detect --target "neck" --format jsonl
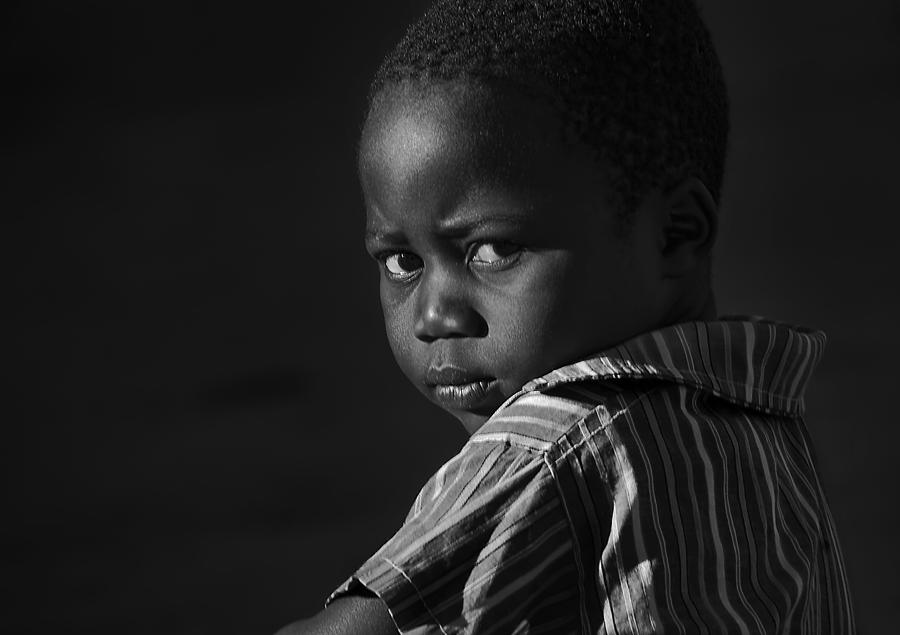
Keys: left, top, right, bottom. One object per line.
{"left": 697, "top": 289, "right": 718, "bottom": 321}
{"left": 666, "top": 283, "right": 717, "bottom": 325}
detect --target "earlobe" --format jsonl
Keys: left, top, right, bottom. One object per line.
{"left": 660, "top": 177, "right": 718, "bottom": 277}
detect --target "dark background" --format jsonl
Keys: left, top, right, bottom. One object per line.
{"left": 5, "top": 1, "right": 899, "bottom": 633}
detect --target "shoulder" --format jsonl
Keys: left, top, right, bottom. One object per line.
{"left": 473, "top": 377, "right": 683, "bottom": 461}
{"left": 534, "top": 377, "right": 797, "bottom": 504}
{"left": 473, "top": 380, "right": 628, "bottom": 450}
{"left": 403, "top": 419, "right": 558, "bottom": 526}
{"left": 482, "top": 378, "right": 782, "bottom": 492}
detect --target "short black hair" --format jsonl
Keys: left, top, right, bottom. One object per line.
{"left": 368, "top": 0, "right": 729, "bottom": 215}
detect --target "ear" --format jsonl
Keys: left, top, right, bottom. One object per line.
{"left": 658, "top": 177, "right": 718, "bottom": 278}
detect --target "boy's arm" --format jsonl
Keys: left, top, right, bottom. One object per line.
{"left": 274, "top": 595, "right": 397, "bottom": 635}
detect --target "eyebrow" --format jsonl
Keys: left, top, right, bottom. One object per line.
{"left": 365, "top": 214, "right": 530, "bottom": 243}
{"left": 438, "top": 214, "right": 529, "bottom": 237}
{"left": 365, "top": 227, "right": 406, "bottom": 244}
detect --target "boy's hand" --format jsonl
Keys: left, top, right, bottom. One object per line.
{"left": 274, "top": 595, "right": 397, "bottom": 635}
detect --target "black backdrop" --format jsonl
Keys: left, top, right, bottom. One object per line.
{"left": 5, "top": 1, "right": 899, "bottom": 633}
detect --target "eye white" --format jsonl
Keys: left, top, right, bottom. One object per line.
{"left": 472, "top": 242, "right": 517, "bottom": 263}
{"left": 384, "top": 253, "right": 422, "bottom": 276}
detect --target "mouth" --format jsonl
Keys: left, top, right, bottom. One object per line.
{"left": 424, "top": 366, "right": 498, "bottom": 411}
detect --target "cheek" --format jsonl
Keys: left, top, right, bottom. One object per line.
{"left": 491, "top": 247, "right": 643, "bottom": 380}
{"left": 483, "top": 257, "right": 580, "bottom": 370}
{"left": 380, "top": 285, "right": 419, "bottom": 378}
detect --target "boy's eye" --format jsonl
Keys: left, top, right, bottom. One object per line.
{"left": 382, "top": 252, "right": 423, "bottom": 278}
{"left": 470, "top": 242, "right": 522, "bottom": 268}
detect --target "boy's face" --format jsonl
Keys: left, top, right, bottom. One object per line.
{"left": 360, "top": 82, "right": 669, "bottom": 434}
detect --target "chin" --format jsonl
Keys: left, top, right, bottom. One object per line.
{"left": 454, "top": 411, "right": 491, "bottom": 436}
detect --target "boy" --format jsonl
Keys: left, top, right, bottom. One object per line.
{"left": 279, "top": 0, "right": 855, "bottom": 632}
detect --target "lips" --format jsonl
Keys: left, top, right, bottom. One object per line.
{"left": 424, "top": 365, "right": 488, "bottom": 386}
{"left": 424, "top": 365, "right": 497, "bottom": 411}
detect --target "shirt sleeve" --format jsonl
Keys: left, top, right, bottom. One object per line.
{"left": 327, "top": 439, "right": 581, "bottom": 634}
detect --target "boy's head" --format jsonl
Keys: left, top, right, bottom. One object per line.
{"left": 360, "top": 0, "right": 728, "bottom": 433}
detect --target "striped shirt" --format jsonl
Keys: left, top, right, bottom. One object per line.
{"left": 328, "top": 318, "right": 855, "bottom": 633}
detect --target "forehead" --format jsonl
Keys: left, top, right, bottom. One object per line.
{"left": 360, "top": 81, "right": 565, "bottom": 179}
{"left": 359, "top": 81, "right": 613, "bottom": 233}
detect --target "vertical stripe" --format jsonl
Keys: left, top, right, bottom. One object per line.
{"left": 662, "top": 389, "right": 726, "bottom": 632}
{"left": 641, "top": 394, "right": 707, "bottom": 632}
{"left": 743, "top": 321, "right": 757, "bottom": 404}
{"left": 545, "top": 453, "right": 594, "bottom": 634}
{"left": 678, "top": 387, "right": 750, "bottom": 633}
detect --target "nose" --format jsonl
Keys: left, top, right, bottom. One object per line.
{"left": 413, "top": 269, "right": 487, "bottom": 342}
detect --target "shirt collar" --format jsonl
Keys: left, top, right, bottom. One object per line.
{"left": 512, "top": 316, "right": 826, "bottom": 418}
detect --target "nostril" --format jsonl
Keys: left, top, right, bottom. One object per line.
{"left": 414, "top": 302, "right": 487, "bottom": 341}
